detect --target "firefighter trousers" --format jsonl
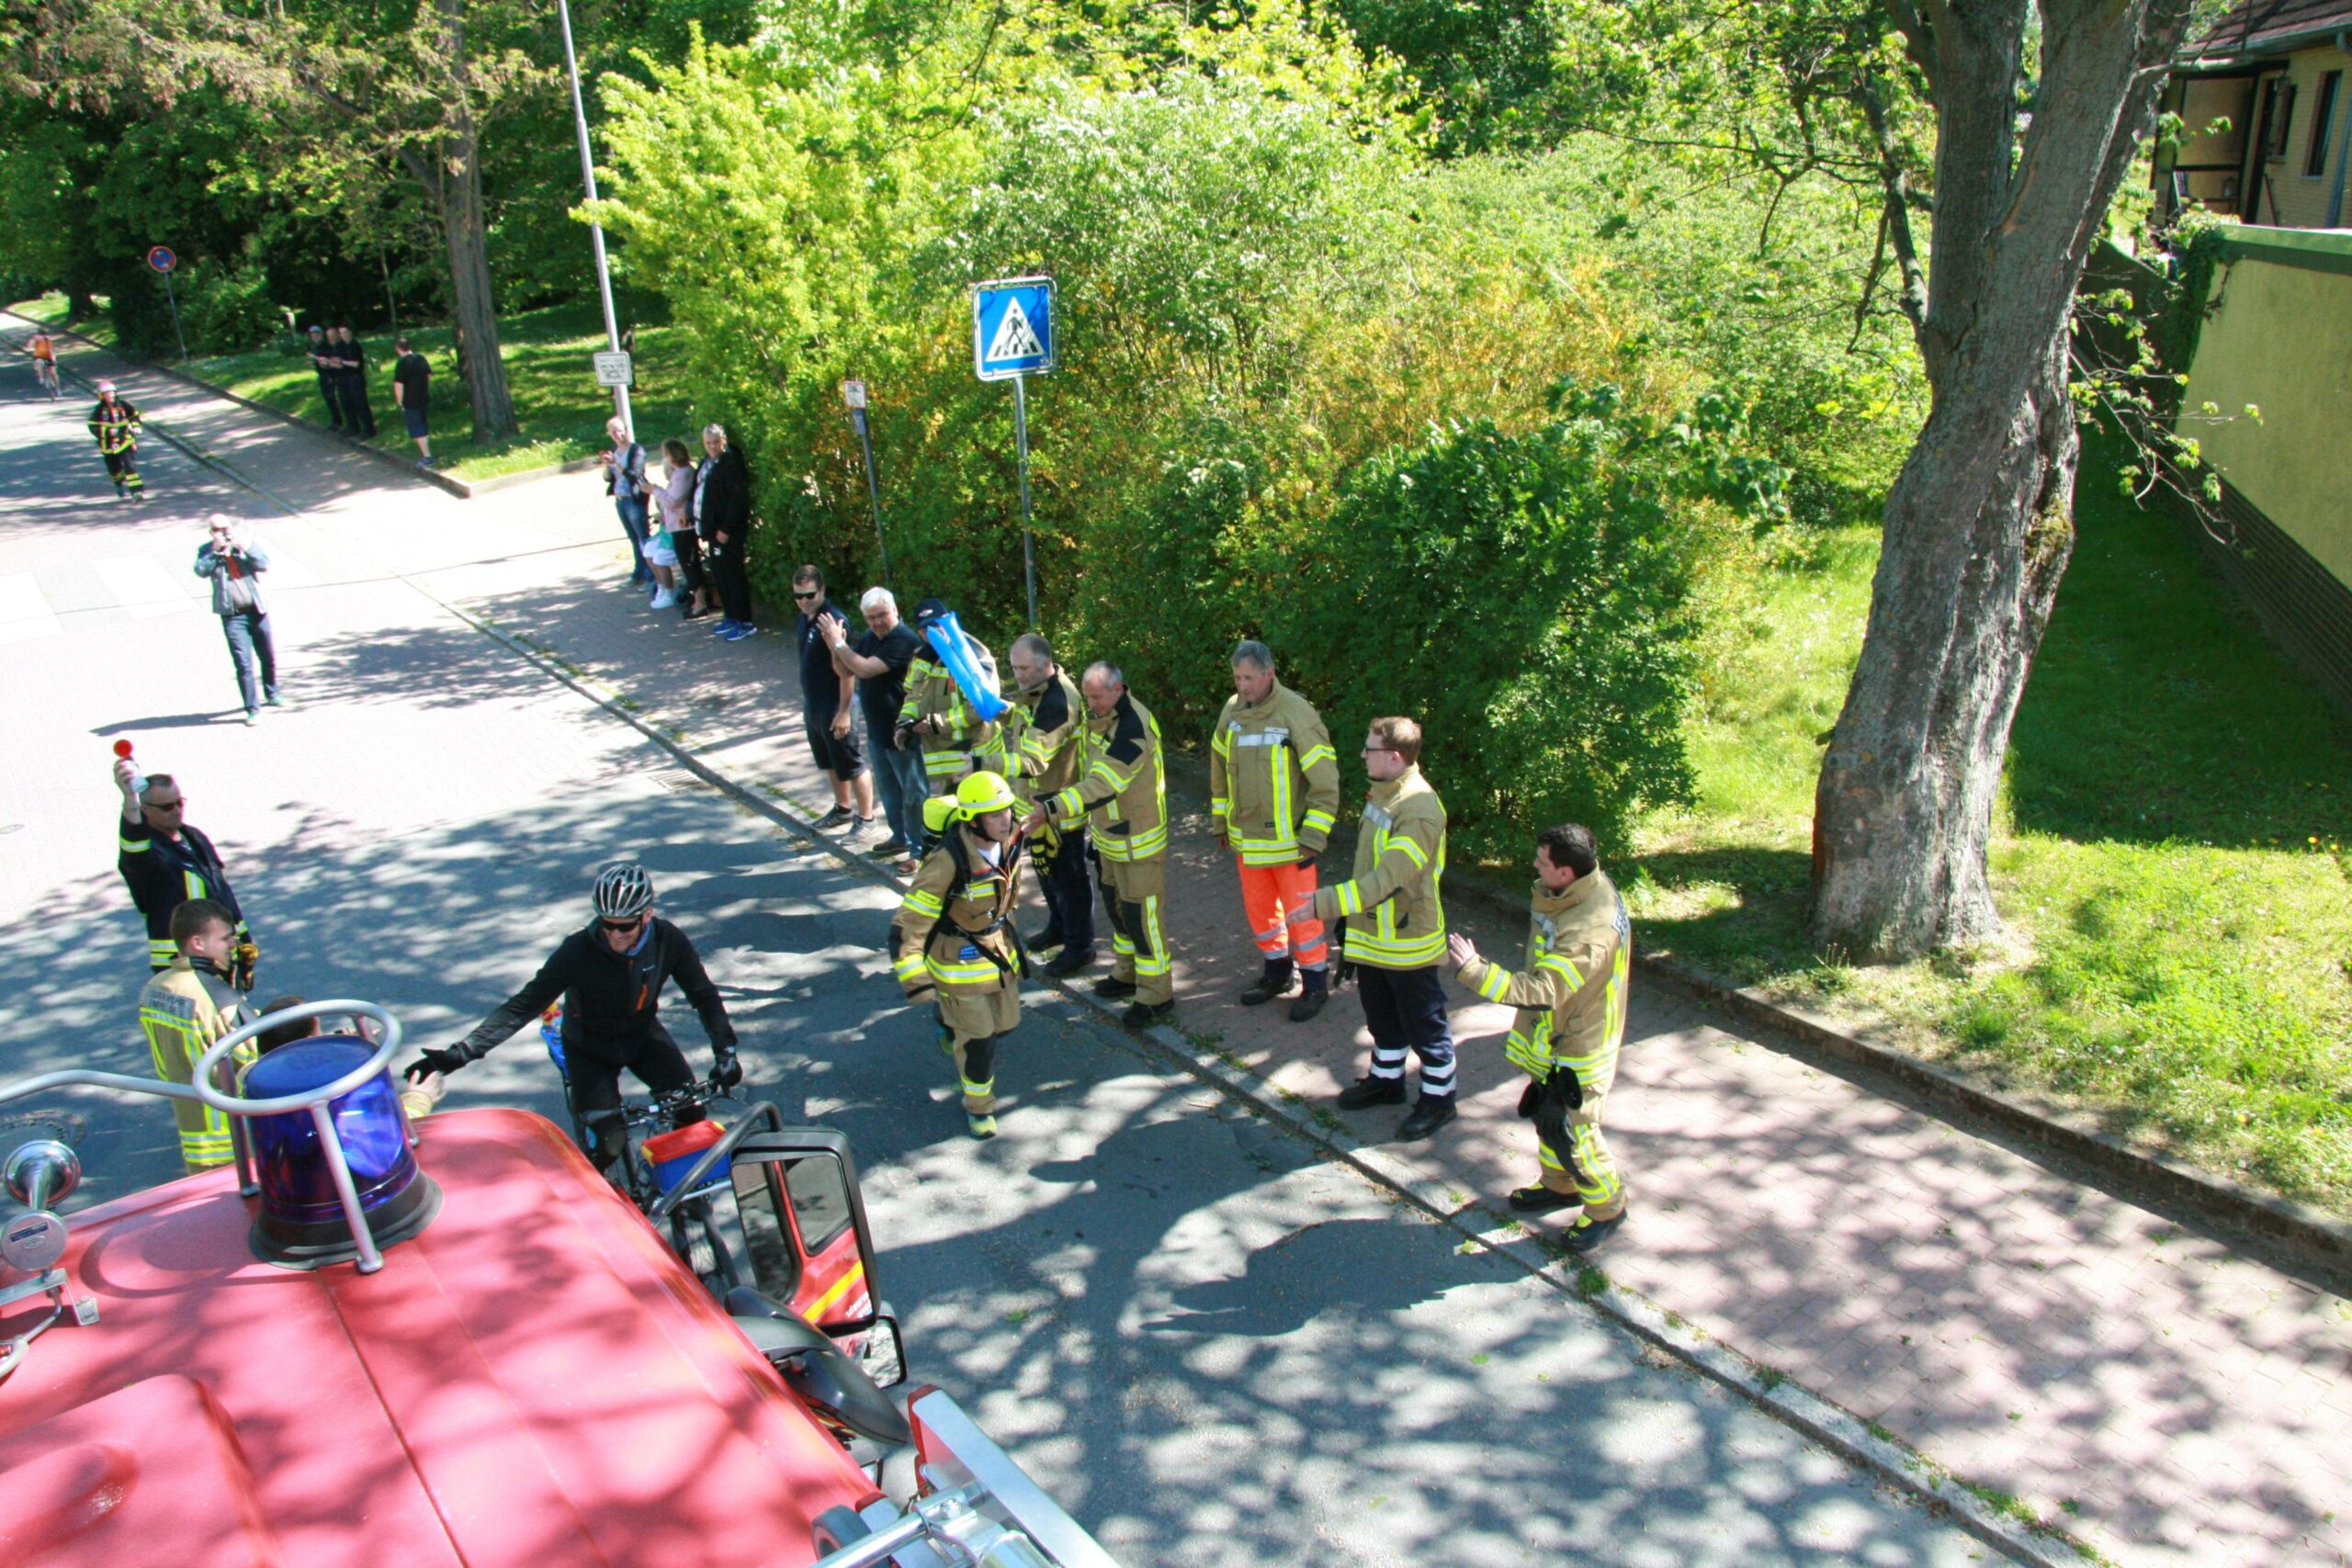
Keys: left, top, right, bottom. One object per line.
{"left": 1093, "top": 853, "right": 1172, "bottom": 1006}
{"left": 936, "top": 984, "right": 1018, "bottom": 1114}
{"left": 1532, "top": 1053, "right": 1626, "bottom": 1216}
{"left": 1028, "top": 826, "right": 1095, "bottom": 953}
{"left": 1358, "top": 963, "right": 1455, "bottom": 1100}
{"left": 103, "top": 447, "right": 143, "bottom": 494}
{"left": 1237, "top": 858, "right": 1326, "bottom": 968}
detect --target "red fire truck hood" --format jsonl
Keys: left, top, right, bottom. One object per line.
{"left": 0, "top": 1109, "right": 877, "bottom": 1566}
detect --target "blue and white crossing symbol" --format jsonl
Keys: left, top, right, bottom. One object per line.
{"left": 972, "top": 276, "right": 1055, "bottom": 382}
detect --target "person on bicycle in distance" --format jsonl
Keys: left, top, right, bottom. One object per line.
{"left": 405, "top": 863, "right": 742, "bottom": 1170}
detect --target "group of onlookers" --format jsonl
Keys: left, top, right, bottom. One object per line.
{"left": 305, "top": 323, "right": 436, "bottom": 470}
{"left": 603, "top": 418, "right": 754, "bottom": 639}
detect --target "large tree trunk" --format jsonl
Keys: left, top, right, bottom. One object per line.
{"left": 1811, "top": 332, "right": 2075, "bottom": 954}
{"left": 1809, "top": 0, "right": 2194, "bottom": 959}
{"left": 432, "top": 0, "right": 515, "bottom": 442}
{"left": 439, "top": 127, "right": 517, "bottom": 441}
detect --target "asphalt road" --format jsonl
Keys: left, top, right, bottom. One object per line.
{"left": 0, "top": 350, "right": 1994, "bottom": 1565}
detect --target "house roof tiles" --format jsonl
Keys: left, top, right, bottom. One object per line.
{"left": 2187, "top": 0, "right": 2352, "bottom": 63}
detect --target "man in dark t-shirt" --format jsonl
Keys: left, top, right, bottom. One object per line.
{"left": 390, "top": 336, "right": 435, "bottom": 469}
{"left": 822, "top": 584, "right": 926, "bottom": 863}
{"left": 791, "top": 564, "right": 876, "bottom": 838}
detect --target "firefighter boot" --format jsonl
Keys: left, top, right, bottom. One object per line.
{"left": 1396, "top": 1097, "right": 1457, "bottom": 1142}
{"left": 1239, "top": 958, "right": 1294, "bottom": 1007}
{"left": 1509, "top": 1185, "right": 1579, "bottom": 1215}
{"left": 1288, "top": 965, "right": 1330, "bottom": 1023}
{"left": 1336, "top": 1076, "right": 1407, "bottom": 1111}
{"left": 1557, "top": 1208, "right": 1627, "bottom": 1253}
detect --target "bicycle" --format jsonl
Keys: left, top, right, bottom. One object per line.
{"left": 571, "top": 1077, "right": 745, "bottom": 1293}
{"left": 32, "top": 355, "right": 60, "bottom": 400}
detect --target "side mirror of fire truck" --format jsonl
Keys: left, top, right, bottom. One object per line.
{"left": 727, "top": 1127, "right": 889, "bottom": 1346}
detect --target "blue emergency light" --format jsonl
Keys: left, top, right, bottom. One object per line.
{"left": 243, "top": 1035, "right": 441, "bottom": 1269}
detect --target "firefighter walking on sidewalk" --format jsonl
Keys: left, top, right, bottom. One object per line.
{"left": 1028, "top": 661, "right": 1174, "bottom": 1030}
{"left": 1445, "top": 821, "right": 1632, "bottom": 1252}
{"left": 1209, "top": 640, "right": 1340, "bottom": 1021}
{"left": 893, "top": 771, "right": 1027, "bottom": 1139}
{"left": 87, "top": 379, "right": 148, "bottom": 501}
{"left": 1291, "top": 716, "right": 1455, "bottom": 1140}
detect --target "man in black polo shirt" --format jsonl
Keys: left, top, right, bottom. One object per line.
{"left": 390, "top": 337, "right": 435, "bottom": 469}
{"left": 792, "top": 564, "right": 876, "bottom": 838}
{"left": 821, "top": 585, "right": 925, "bottom": 864}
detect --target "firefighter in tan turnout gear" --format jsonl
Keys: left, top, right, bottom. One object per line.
{"left": 892, "top": 771, "right": 1026, "bottom": 1139}
{"left": 1446, "top": 821, "right": 1632, "bottom": 1253}
{"left": 895, "top": 598, "right": 1002, "bottom": 807}
{"left": 1003, "top": 633, "right": 1096, "bottom": 976}
{"left": 1026, "top": 661, "right": 1174, "bottom": 1030}
{"left": 1209, "top": 641, "right": 1340, "bottom": 1021}
{"left": 135, "top": 898, "right": 256, "bottom": 1174}
{"left": 1290, "top": 716, "right": 1455, "bottom": 1141}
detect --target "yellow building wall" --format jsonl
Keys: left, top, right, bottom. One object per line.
{"left": 2178, "top": 235, "right": 2352, "bottom": 587}
{"left": 2264, "top": 46, "right": 2352, "bottom": 229}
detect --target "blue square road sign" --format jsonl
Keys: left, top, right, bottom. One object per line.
{"left": 973, "top": 277, "right": 1055, "bottom": 381}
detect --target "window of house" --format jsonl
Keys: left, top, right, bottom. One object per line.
{"left": 2306, "top": 71, "right": 2342, "bottom": 177}
{"left": 2261, "top": 77, "right": 2297, "bottom": 160}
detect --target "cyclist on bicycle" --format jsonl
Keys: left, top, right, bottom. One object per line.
{"left": 27, "top": 331, "right": 60, "bottom": 399}
{"left": 405, "top": 863, "right": 742, "bottom": 1169}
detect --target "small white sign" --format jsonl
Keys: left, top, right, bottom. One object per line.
{"left": 593, "top": 351, "right": 634, "bottom": 388}
{"left": 842, "top": 378, "right": 868, "bottom": 411}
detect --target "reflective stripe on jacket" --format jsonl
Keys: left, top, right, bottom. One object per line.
{"left": 1453, "top": 869, "right": 1630, "bottom": 1080}
{"left": 1046, "top": 691, "right": 1166, "bottom": 863}
{"left": 1310, "top": 764, "right": 1446, "bottom": 968}
{"left": 87, "top": 400, "right": 141, "bottom": 454}
{"left": 137, "top": 958, "right": 254, "bottom": 1170}
{"left": 1208, "top": 682, "right": 1340, "bottom": 866}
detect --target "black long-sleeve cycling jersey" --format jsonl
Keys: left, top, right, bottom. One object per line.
{"left": 454, "top": 917, "right": 736, "bottom": 1067}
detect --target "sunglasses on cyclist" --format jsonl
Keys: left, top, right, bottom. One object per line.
{"left": 599, "top": 915, "right": 647, "bottom": 933}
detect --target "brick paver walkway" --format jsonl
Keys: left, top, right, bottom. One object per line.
{"left": 25, "top": 321, "right": 2351, "bottom": 1567}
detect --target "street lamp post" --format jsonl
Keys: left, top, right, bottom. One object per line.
{"left": 557, "top": 0, "right": 631, "bottom": 437}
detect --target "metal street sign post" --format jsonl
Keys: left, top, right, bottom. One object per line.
{"left": 973, "top": 276, "right": 1055, "bottom": 627}
{"left": 592, "top": 351, "right": 634, "bottom": 388}
{"left": 557, "top": 0, "right": 632, "bottom": 436}
{"left": 145, "top": 246, "right": 187, "bottom": 361}
{"left": 842, "top": 378, "right": 892, "bottom": 587}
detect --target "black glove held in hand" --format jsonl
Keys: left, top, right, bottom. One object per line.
{"left": 1532, "top": 1071, "right": 1585, "bottom": 1162}
{"left": 1517, "top": 1077, "right": 1543, "bottom": 1120}
{"left": 405, "top": 1043, "right": 474, "bottom": 1083}
{"left": 712, "top": 1050, "right": 744, "bottom": 1089}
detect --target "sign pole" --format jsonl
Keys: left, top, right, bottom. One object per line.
{"left": 843, "top": 380, "right": 891, "bottom": 587}
{"left": 557, "top": 0, "right": 631, "bottom": 436}
{"left": 162, "top": 271, "right": 187, "bottom": 360}
{"left": 1013, "top": 373, "right": 1037, "bottom": 629}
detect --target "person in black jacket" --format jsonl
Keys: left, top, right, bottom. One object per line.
{"left": 114, "top": 753, "right": 254, "bottom": 978}
{"left": 404, "top": 863, "right": 741, "bottom": 1168}
{"left": 334, "top": 325, "right": 377, "bottom": 438}
{"left": 306, "top": 325, "right": 346, "bottom": 433}
{"left": 695, "top": 423, "right": 756, "bottom": 639}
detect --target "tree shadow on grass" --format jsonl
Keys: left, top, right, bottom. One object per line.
{"left": 2007, "top": 432, "right": 2352, "bottom": 851}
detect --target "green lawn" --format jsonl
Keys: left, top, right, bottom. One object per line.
{"left": 1631, "top": 432, "right": 2352, "bottom": 1211}
{"left": 11, "top": 294, "right": 697, "bottom": 482}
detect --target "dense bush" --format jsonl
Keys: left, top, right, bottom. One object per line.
{"left": 182, "top": 262, "right": 282, "bottom": 354}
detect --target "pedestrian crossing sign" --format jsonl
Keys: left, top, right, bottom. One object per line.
{"left": 972, "top": 277, "right": 1055, "bottom": 381}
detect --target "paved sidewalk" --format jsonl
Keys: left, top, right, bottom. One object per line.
{"left": 28, "top": 328, "right": 2352, "bottom": 1567}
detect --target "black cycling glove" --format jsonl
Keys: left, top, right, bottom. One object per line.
{"left": 405, "top": 1043, "right": 477, "bottom": 1083}
{"left": 712, "top": 1049, "right": 744, "bottom": 1089}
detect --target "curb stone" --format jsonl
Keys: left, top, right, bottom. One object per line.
{"left": 1, "top": 309, "right": 598, "bottom": 500}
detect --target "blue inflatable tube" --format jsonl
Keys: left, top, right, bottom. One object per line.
{"left": 925, "top": 611, "right": 1010, "bottom": 723}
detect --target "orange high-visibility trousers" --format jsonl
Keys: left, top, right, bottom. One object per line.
{"left": 1238, "top": 858, "right": 1328, "bottom": 967}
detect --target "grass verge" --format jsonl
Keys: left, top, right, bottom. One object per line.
{"left": 10, "top": 293, "right": 696, "bottom": 483}
{"left": 1629, "top": 430, "right": 2352, "bottom": 1211}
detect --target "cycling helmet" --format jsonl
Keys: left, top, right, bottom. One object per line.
{"left": 592, "top": 861, "right": 654, "bottom": 919}
{"left": 96, "top": 379, "right": 117, "bottom": 394}
{"left": 956, "top": 771, "right": 1018, "bottom": 818}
